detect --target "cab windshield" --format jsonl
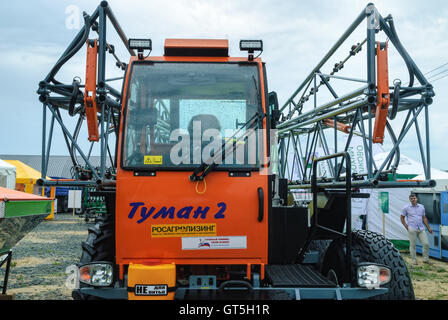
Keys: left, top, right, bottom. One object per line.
{"left": 122, "top": 62, "right": 263, "bottom": 169}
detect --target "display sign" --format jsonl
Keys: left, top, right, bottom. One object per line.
{"left": 379, "top": 191, "right": 389, "bottom": 214}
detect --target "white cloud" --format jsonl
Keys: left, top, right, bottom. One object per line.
{"left": 1, "top": 0, "right": 447, "bottom": 170}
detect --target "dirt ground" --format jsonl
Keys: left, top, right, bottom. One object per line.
{"left": 401, "top": 252, "right": 448, "bottom": 300}
{"left": 3, "top": 214, "right": 88, "bottom": 300}
{"left": 3, "top": 214, "right": 448, "bottom": 300}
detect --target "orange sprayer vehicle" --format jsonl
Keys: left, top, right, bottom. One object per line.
{"left": 36, "top": 2, "right": 429, "bottom": 300}
{"left": 76, "top": 38, "right": 289, "bottom": 300}
{"left": 115, "top": 39, "right": 272, "bottom": 299}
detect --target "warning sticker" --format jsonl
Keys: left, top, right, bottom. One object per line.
{"left": 144, "top": 155, "right": 163, "bottom": 165}
{"left": 182, "top": 236, "right": 247, "bottom": 250}
{"left": 151, "top": 223, "right": 217, "bottom": 238}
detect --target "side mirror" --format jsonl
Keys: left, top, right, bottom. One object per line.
{"left": 268, "top": 91, "right": 281, "bottom": 128}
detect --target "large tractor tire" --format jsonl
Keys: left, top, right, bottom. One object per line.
{"left": 321, "top": 230, "right": 415, "bottom": 300}
{"left": 80, "top": 214, "right": 115, "bottom": 263}
{"left": 72, "top": 212, "right": 115, "bottom": 300}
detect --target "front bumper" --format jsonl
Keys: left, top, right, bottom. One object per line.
{"left": 77, "top": 285, "right": 388, "bottom": 300}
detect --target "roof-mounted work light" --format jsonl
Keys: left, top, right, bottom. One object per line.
{"left": 128, "top": 38, "right": 152, "bottom": 60}
{"left": 240, "top": 40, "right": 263, "bottom": 61}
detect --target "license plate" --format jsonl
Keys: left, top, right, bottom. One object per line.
{"left": 134, "top": 284, "right": 168, "bottom": 296}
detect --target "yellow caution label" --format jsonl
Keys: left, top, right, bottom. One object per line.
{"left": 151, "top": 223, "right": 217, "bottom": 238}
{"left": 144, "top": 155, "right": 163, "bottom": 165}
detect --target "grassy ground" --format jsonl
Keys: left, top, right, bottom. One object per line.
{"left": 401, "top": 252, "right": 448, "bottom": 300}
{"left": 3, "top": 214, "right": 448, "bottom": 300}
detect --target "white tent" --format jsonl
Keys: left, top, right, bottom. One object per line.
{"left": 413, "top": 172, "right": 448, "bottom": 181}
{"left": 343, "top": 137, "right": 386, "bottom": 231}
{"left": 0, "top": 159, "right": 16, "bottom": 189}
{"left": 374, "top": 152, "right": 448, "bottom": 178}
{"left": 283, "top": 137, "right": 445, "bottom": 248}
{"left": 364, "top": 154, "right": 448, "bottom": 247}
{"left": 364, "top": 187, "right": 410, "bottom": 241}
{"left": 284, "top": 136, "right": 385, "bottom": 230}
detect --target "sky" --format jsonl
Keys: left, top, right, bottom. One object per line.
{"left": 0, "top": 0, "right": 447, "bottom": 171}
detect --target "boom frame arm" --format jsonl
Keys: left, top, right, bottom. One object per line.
{"left": 37, "top": 1, "right": 135, "bottom": 187}
{"left": 277, "top": 4, "right": 435, "bottom": 190}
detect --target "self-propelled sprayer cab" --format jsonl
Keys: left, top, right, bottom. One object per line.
{"left": 112, "top": 39, "right": 276, "bottom": 298}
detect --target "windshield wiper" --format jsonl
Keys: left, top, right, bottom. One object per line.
{"left": 189, "top": 112, "right": 265, "bottom": 182}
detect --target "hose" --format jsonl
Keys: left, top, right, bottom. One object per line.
{"left": 46, "top": 12, "right": 91, "bottom": 83}
{"left": 70, "top": 115, "right": 85, "bottom": 169}
{"left": 69, "top": 79, "right": 81, "bottom": 116}
{"left": 389, "top": 80, "right": 401, "bottom": 120}
{"left": 385, "top": 120, "right": 400, "bottom": 171}
{"left": 385, "top": 17, "right": 416, "bottom": 87}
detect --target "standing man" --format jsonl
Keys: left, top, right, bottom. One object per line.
{"left": 400, "top": 193, "right": 433, "bottom": 265}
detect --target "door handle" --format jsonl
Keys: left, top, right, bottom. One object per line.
{"left": 258, "top": 187, "right": 264, "bottom": 222}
